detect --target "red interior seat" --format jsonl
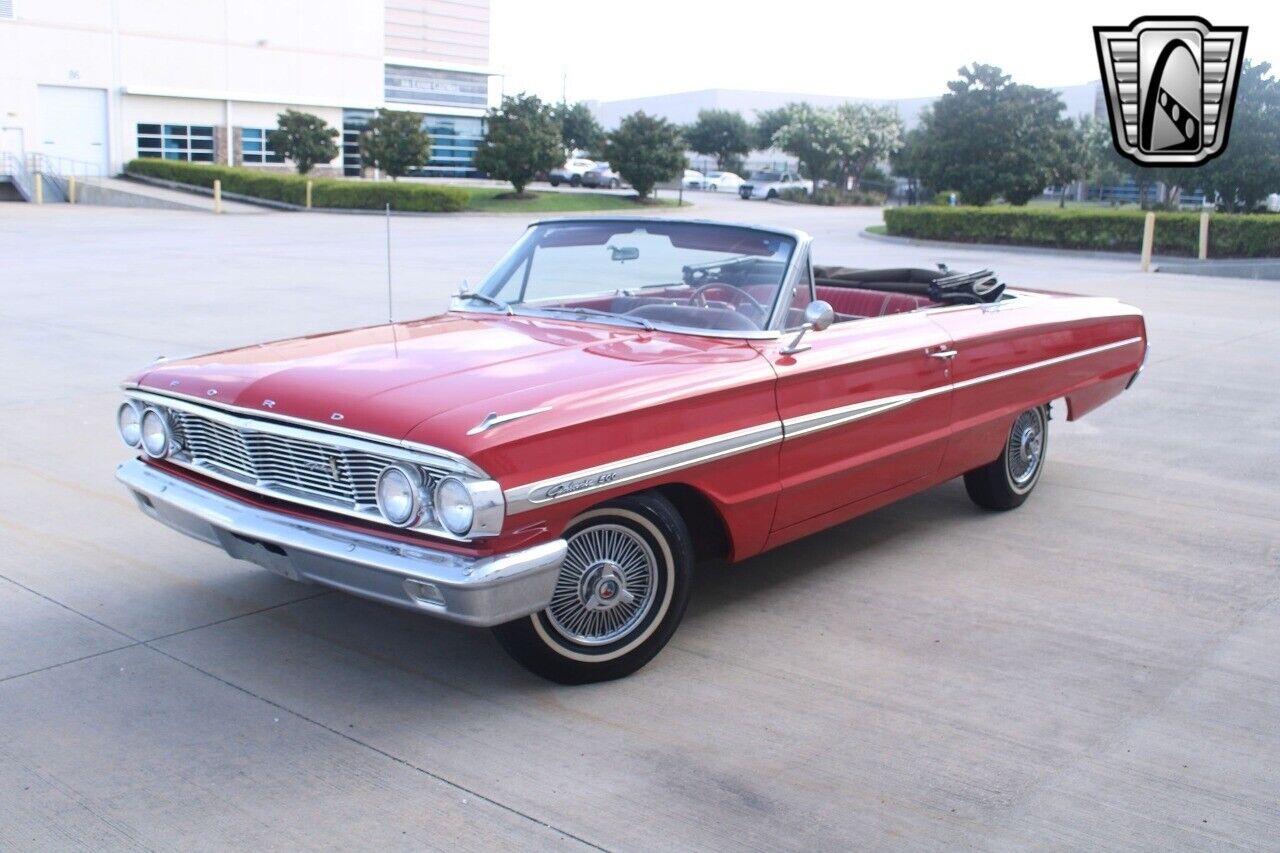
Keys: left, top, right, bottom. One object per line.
{"left": 816, "top": 286, "right": 932, "bottom": 317}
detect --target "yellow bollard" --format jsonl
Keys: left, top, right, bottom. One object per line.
{"left": 34, "top": 173, "right": 43, "bottom": 205}
{"left": 69, "top": 175, "right": 77, "bottom": 204}
{"left": 213, "top": 179, "right": 222, "bottom": 214}
{"left": 306, "top": 179, "right": 313, "bottom": 209}
{"left": 1198, "top": 211, "right": 1210, "bottom": 260}
{"left": 1140, "top": 211, "right": 1155, "bottom": 272}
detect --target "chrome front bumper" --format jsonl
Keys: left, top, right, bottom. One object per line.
{"left": 116, "top": 459, "right": 566, "bottom": 627}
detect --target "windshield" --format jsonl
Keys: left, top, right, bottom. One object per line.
{"left": 464, "top": 221, "right": 797, "bottom": 334}
{"left": 749, "top": 171, "right": 782, "bottom": 182}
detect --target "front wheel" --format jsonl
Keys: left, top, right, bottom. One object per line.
{"left": 608, "top": 178, "right": 620, "bottom": 189}
{"left": 964, "top": 405, "right": 1049, "bottom": 510}
{"left": 569, "top": 175, "right": 582, "bottom": 187}
{"left": 491, "top": 493, "right": 693, "bottom": 684}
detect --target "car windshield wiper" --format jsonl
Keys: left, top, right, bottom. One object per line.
{"left": 532, "top": 305, "right": 655, "bottom": 331}
{"left": 457, "top": 292, "right": 513, "bottom": 314}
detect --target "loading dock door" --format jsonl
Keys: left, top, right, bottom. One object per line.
{"left": 37, "top": 85, "right": 108, "bottom": 174}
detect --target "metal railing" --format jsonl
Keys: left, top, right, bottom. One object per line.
{"left": 0, "top": 151, "right": 35, "bottom": 200}
{"left": 0, "top": 152, "right": 105, "bottom": 202}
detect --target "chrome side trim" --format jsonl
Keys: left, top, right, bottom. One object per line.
{"left": 502, "top": 336, "right": 1145, "bottom": 515}
{"left": 782, "top": 393, "right": 924, "bottom": 439}
{"left": 504, "top": 421, "right": 783, "bottom": 515}
{"left": 782, "top": 336, "right": 1143, "bottom": 439}
{"left": 949, "top": 336, "right": 1144, "bottom": 391}
{"left": 123, "top": 385, "right": 485, "bottom": 477}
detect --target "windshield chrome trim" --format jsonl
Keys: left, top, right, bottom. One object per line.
{"left": 121, "top": 385, "right": 487, "bottom": 478}
{"left": 470, "top": 218, "right": 811, "bottom": 341}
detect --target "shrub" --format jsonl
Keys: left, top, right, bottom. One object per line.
{"left": 125, "top": 159, "right": 469, "bottom": 212}
{"left": 882, "top": 206, "right": 1280, "bottom": 258}
{"left": 780, "top": 186, "right": 886, "bottom": 206}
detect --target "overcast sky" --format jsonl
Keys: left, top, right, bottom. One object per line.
{"left": 490, "top": 0, "right": 1276, "bottom": 104}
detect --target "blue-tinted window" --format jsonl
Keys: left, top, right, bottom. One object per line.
{"left": 138, "top": 123, "right": 216, "bottom": 162}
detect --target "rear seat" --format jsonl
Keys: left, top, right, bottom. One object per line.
{"left": 816, "top": 285, "right": 933, "bottom": 318}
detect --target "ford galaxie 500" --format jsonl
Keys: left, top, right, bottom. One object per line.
{"left": 116, "top": 218, "right": 1147, "bottom": 683}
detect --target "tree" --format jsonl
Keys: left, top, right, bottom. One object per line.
{"left": 904, "top": 63, "right": 1072, "bottom": 205}
{"left": 753, "top": 105, "right": 799, "bottom": 150}
{"left": 1044, "top": 118, "right": 1088, "bottom": 207}
{"left": 474, "top": 93, "right": 562, "bottom": 196}
{"left": 770, "top": 103, "right": 843, "bottom": 187}
{"left": 602, "top": 111, "right": 685, "bottom": 200}
{"left": 267, "top": 109, "right": 338, "bottom": 175}
{"left": 553, "top": 101, "right": 605, "bottom": 156}
{"left": 683, "top": 109, "right": 752, "bottom": 175}
{"left": 1198, "top": 59, "right": 1280, "bottom": 211}
{"left": 832, "top": 103, "right": 904, "bottom": 186}
{"left": 359, "top": 109, "right": 431, "bottom": 181}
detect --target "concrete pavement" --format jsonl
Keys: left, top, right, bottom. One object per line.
{"left": 1, "top": 193, "right": 1277, "bottom": 850}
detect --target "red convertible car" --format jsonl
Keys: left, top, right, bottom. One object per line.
{"left": 116, "top": 218, "right": 1147, "bottom": 683}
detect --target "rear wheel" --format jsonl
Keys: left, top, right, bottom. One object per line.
{"left": 491, "top": 493, "right": 693, "bottom": 684}
{"left": 570, "top": 175, "right": 582, "bottom": 187}
{"left": 549, "top": 178, "right": 560, "bottom": 187}
{"left": 964, "top": 405, "right": 1049, "bottom": 510}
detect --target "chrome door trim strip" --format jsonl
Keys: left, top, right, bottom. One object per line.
{"left": 782, "top": 393, "right": 921, "bottom": 439}
{"left": 504, "top": 421, "right": 783, "bottom": 515}
{"left": 122, "top": 386, "right": 486, "bottom": 477}
{"left": 948, "top": 336, "right": 1144, "bottom": 391}
{"left": 781, "top": 336, "right": 1143, "bottom": 439}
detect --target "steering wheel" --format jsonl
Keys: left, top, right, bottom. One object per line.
{"left": 688, "top": 282, "right": 768, "bottom": 314}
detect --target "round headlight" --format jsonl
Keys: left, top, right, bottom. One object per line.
{"left": 117, "top": 401, "right": 143, "bottom": 448}
{"left": 139, "top": 407, "right": 174, "bottom": 458}
{"left": 376, "top": 465, "right": 424, "bottom": 527}
{"left": 433, "top": 477, "right": 474, "bottom": 536}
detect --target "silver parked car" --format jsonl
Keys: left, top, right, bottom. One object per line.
{"left": 580, "top": 163, "right": 624, "bottom": 189}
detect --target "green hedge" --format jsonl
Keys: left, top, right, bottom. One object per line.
{"left": 883, "top": 206, "right": 1280, "bottom": 258}
{"left": 125, "top": 159, "right": 469, "bottom": 212}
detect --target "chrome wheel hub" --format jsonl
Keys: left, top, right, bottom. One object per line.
{"left": 546, "top": 523, "right": 658, "bottom": 646}
{"left": 1007, "top": 409, "right": 1045, "bottom": 486}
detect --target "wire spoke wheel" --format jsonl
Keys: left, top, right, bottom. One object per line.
{"left": 1005, "top": 407, "right": 1046, "bottom": 488}
{"left": 546, "top": 523, "right": 659, "bottom": 647}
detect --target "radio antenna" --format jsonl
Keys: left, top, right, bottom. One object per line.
{"left": 384, "top": 202, "right": 394, "bottom": 324}
{"left": 385, "top": 203, "right": 399, "bottom": 355}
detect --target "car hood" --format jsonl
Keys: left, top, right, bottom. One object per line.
{"left": 131, "top": 312, "right": 766, "bottom": 457}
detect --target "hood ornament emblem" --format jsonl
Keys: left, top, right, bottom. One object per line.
{"left": 467, "top": 406, "right": 552, "bottom": 436}
{"left": 262, "top": 399, "right": 276, "bottom": 408}
{"left": 330, "top": 412, "right": 345, "bottom": 421}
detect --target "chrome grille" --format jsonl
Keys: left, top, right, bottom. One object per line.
{"left": 169, "top": 408, "right": 430, "bottom": 510}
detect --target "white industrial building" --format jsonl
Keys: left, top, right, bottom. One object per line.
{"left": 0, "top": 0, "right": 497, "bottom": 178}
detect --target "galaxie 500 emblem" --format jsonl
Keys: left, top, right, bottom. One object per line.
{"left": 1094, "top": 16, "right": 1247, "bottom": 166}
{"left": 541, "top": 472, "right": 619, "bottom": 500}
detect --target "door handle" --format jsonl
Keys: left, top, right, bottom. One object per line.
{"left": 929, "top": 349, "right": 958, "bottom": 360}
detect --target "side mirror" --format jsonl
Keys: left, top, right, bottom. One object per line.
{"left": 804, "top": 300, "right": 834, "bottom": 331}
{"left": 780, "top": 300, "right": 834, "bottom": 355}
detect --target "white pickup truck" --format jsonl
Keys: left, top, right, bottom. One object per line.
{"left": 738, "top": 170, "right": 812, "bottom": 200}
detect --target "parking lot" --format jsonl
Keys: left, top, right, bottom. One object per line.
{"left": 2, "top": 193, "right": 1278, "bottom": 849}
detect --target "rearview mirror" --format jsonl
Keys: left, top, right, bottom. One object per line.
{"left": 608, "top": 245, "right": 639, "bottom": 262}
